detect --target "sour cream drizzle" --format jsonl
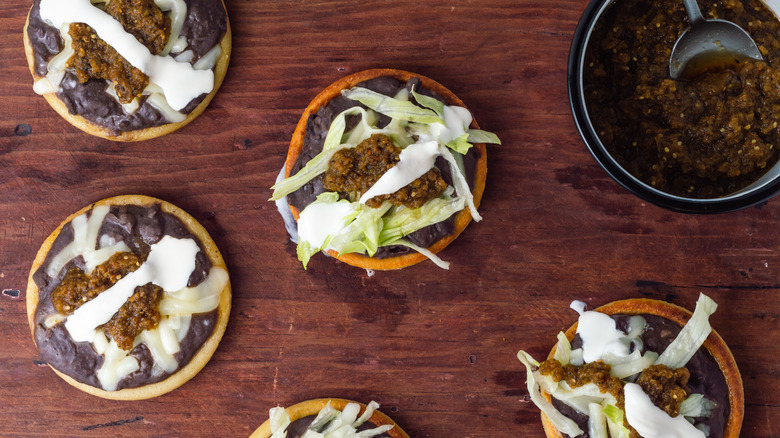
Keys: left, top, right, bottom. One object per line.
{"left": 624, "top": 383, "right": 706, "bottom": 437}
{"left": 359, "top": 140, "right": 440, "bottom": 204}
{"left": 64, "top": 236, "right": 199, "bottom": 343}
{"left": 417, "top": 105, "right": 473, "bottom": 144}
{"left": 38, "top": 0, "right": 214, "bottom": 110}
{"left": 357, "top": 103, "right": 474, "bottom": 205}
{"left": 297, "top": 201, "right": 354, "bottom": 250}
{"left": 571, "top": 300, "right": 629, "bottom": 363}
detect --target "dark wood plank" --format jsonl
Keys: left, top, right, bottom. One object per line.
{"left": 1, "top": 0, "right": 778, "bottom": 436}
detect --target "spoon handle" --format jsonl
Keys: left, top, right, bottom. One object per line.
{"left": 682, "top": 0, "right": 705, "bottom": 26}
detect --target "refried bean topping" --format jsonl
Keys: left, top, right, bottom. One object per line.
{"left": 66, "top": 0, "right": 170, "bottom": 103}
{"left": 323, "top": 134, "right": 447, "bottom": 208}
{"left": 50, "top": 250, "right": 163, "bottom": 351}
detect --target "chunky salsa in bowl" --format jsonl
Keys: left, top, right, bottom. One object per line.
{"left": 569, "top": 0, "right": 780, "bottom": 213}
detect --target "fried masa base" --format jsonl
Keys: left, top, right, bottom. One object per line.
{"left": 22, "top": 2, "right": 232, "bottom": 142}
{"left": 286, "top": 68, "right": 489, "bottom": 270}
{"left": 25, "top": 195, "right": 232, "bottom": 400}
{"left": 250, "top": 398, "right": 410, "bottom": 438}
{"left": 539, "top": 298, "right": 744, "bottom": 438}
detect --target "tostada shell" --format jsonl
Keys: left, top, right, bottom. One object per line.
{"left": 26, "top": 195, "right": 231, "bottom": 400}
{"left": 250, "top": 398, "right": 410, "bottom": 438}
{"left": 285, "top": 68, "right": 488, "bottom": 270}
{"left": 539, "top": 298, "right": 743, "bottom": 438}
{"left": 22, "top": 1, "right": 231, "bottom": 141}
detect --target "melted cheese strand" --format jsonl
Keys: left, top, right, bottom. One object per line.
{"left": 193, "top": 44, "right": 223, "bottom": 71}
{"left": 33, "top": 25, "right": 74, "bottom": 95}
{"left": 93, "top": 330, "right": 140, "bottom": 391}
{"left": 91, "top": 314, "right": 192, "bottom": 390}
{"left": 154, "top": 0, "right": 187, "bottom": 56}
{"left": 159, "top": 266, "right": 227, "bottom": 315}
{"left": 46, "top": 205, "right": 130, "bottom": 277}
{"left": 38, "top": 0, "right": 214, "bottom": 110}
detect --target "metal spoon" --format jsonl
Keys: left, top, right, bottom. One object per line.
{"left": 670, "top": 0, "right": 763, "bottom": 79}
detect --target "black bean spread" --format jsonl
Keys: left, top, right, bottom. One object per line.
{"left": 288, "top": 77, "right": 479, "bottom": 258}
{"left": 585, "top": 0, "right": 780, "bottom": 197}
{"left": 68, "top": 0, "right": 170, "bottom": 103}
{"left": 27, "top": 0, "right": 227, "bottom": 133}
{"left": 33, "top": 204, "right": 215, "bottom": 390}
{"left": 285, "top": 415, "right": 392, "bottom": 438}
{"left": 550, "top": 314, "right": 730, "bottom": 438}
{"left": 324, "top": 133, "right": 448, "bottom": 208}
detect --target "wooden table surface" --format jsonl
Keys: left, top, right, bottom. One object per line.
{"left": 1, "top": 0, "right": 778, "bottom": 436}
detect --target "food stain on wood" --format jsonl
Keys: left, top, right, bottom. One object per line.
{"left": 82, "top": 416, "right": 144, "bottom": 431}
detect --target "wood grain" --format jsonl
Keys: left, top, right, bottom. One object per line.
{"left": 1, "top": 0, "right": 779, "bottom": 436}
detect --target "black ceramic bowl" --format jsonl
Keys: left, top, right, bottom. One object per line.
{"left": 568, "top": 0, "right": 780, "bottom": 214}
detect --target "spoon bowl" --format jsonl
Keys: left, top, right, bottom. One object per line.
{"left": 670, "top": 0, "right": 762, "bottom": 79}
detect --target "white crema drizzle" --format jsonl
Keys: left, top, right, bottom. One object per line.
{"left": 43, "top": 206, "right": 227, "bottom": 391}
{"left": 356, "top": 104, "right": 474, "bottom": 204}
{"left": 36, "top": 0, "right": 218, "bottom": 113}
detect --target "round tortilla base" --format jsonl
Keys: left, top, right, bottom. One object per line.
{"left": 286, "top": 68, "right": 488, "bottom": 270}
{"left": 23, "top": 3, "right": 231, "bottom": 142}
{"left": 250, "top": 398, "right": 410, "bottom": 438}
{"left": 25, "top": 195, "right": 232, "bottom": 400}
{"left": 538, "top": 298, "right": 743, "bottom": 438}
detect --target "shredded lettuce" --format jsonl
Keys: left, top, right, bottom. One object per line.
{"left": 269, "top": 407, "right": 291, "bottom": 438}
{"left": 446, "top": 133, "right": 473, "bottom": 154}
{"left": 625, "top": 315, "right": 646, "bottom": 352}
{"left": 553, "top": 332, "right": 572, "bottom": 366}
{"left": 297, "top": 240, "right": 317, "bottom": 269}
{"left": 270, "top": 146, "right": 344, "bottom": 201}
{"left": 308, "top": 402, "right": 342, "bottom": 432}
{"left": 601, "top": 349, "right": 659, "bottom": 379}
{"left": 466, "top": 129, "right": 502, "bottom": 145}
{"left": 603, "top": 405, "right": 632, "bottom": 438}
{"left": 354, "top": 401, "right": 380, "bottom": 427}
{"left": 516, "top": 351, "right": 584, "bottom": 437}
{"left": 589, "top": 403, "right": 609, "bottom": 438}
{"left": 284, "top": 401, "right": 395, "bottom": 438}
{"left": 341, "top": 87, "right": 443, "bottom": 124}
{"left": 680, "top": 393, "right": 716, "bottom": 418}
{"left": 655, "top": 293, "right": 717, "bottom": 369}
{"left": 411, "top": 87, "right": 445, "bottom": 116}
{"left": 377, "top": 190, "right": 465, "bottom": 243}
{"left": 552, "top": 381, "right": 618, "bottom": 415}
{"left": 341, "top": 108, "right": 379, "bottom": 146}
{"left": 438, "top": 144, "right": 482, "bottom": 221}
{"left": 570, "top": 348, "right": 585, "bottom": 366}
{"left": 327, "top": 203, "right": 392, "bottom": 257}
{"left": 392, "top": 239, "right": 450, "bottom": 270}
{"left": 323, "top": 107, "right": 367, "bottom": 151}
